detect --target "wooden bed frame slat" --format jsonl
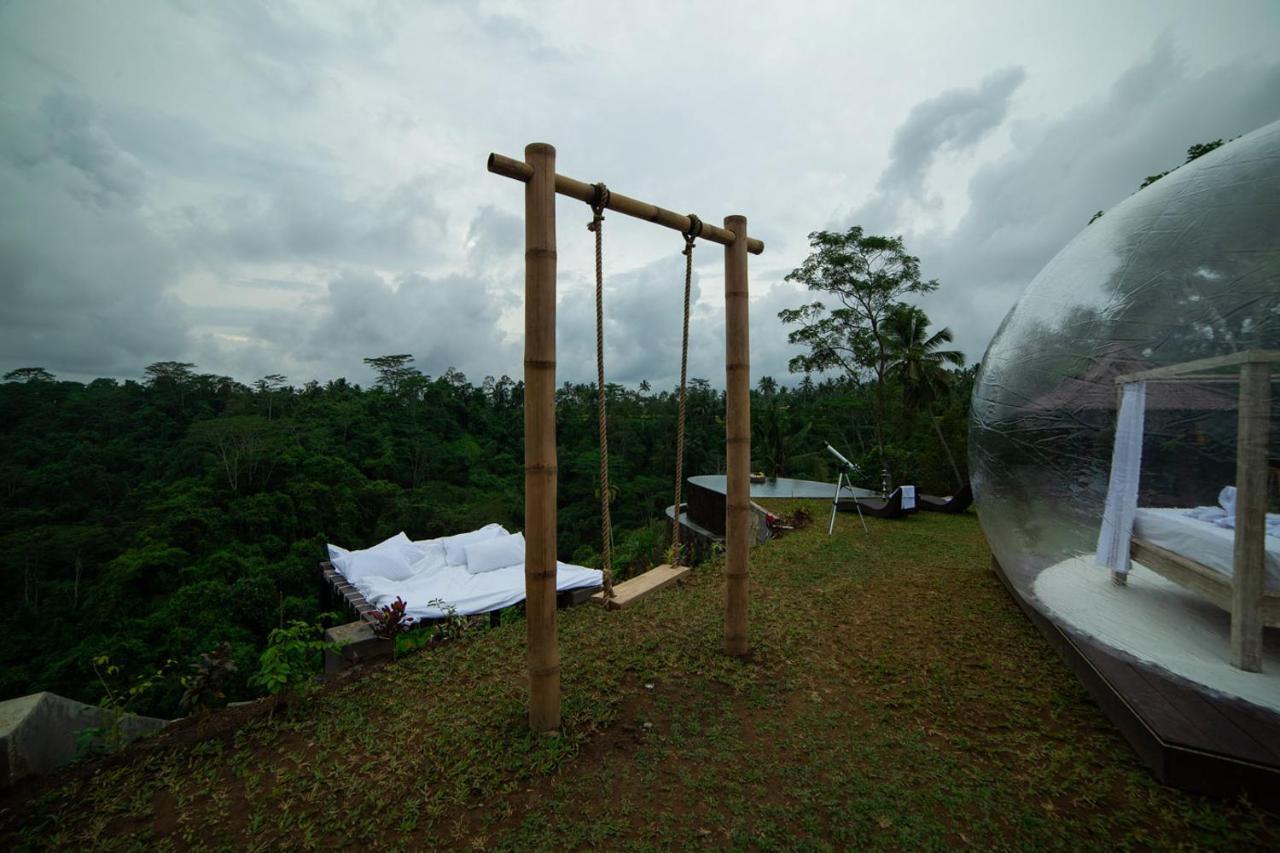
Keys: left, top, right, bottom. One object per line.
{"left": 1129, "top": 538, "right": 1234, "bottom": 611}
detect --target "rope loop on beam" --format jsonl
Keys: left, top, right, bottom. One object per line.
{"left": 586, "top": 182, "right": 610, "bottom": 232}
{"left": 682, "top": 213, "right": 702, "bottom": 255}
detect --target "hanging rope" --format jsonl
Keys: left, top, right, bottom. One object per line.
{"left": 588, "top": 183, "right": 615, "bottom": 599}
{"left": 590, "top": 193, "right": 699, "bottom": 590}
{"left": 671, "top": 214, "right": 701, "bottom": 566}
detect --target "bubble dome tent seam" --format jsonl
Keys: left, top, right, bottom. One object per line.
{"left": 970, "top": 118, "right": 1280, "bottom": 803}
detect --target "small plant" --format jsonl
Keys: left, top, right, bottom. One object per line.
{"left": 179, "top": 642, "right": 238, "bottom": 715}
{"left": 250, "top": 621, "right": 338, "bottom": 709}
{"left": 369, "top": 596, "right": 415, "bottom": 640}
{"left": 663, "top": 541, "right": 686, "bottom": 567}
{"left": 766, "top": 507, "right": 813, "bottom": 538}
{"left": 427, "top": 598, "right": 471, "bottom": 643}
{"left": 75, "top": 654, "right": 174, "bottom": 757}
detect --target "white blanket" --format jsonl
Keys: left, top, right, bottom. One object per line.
{"left": 328, "top": 528, "right": 603, "bottom": 620}
{"left": 1134, "top": 508, "right": 1280, "bottom": 590}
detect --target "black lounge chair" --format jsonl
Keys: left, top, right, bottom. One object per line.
{"left": 918, "top": 483, "right": 973, "bottom": 514}
{"left": 837, "top": 487, "right": 912, "bottom": 519}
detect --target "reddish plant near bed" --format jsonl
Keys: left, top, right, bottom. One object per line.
{"left": 369, "top": 597, "right": 415, "bottom": 640}
{"left": 767, "top": 507, "right": 813, "bottom": 538}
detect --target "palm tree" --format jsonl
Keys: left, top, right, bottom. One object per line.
{"left": 883, "top": 305, "right": 964, "bottom": 411}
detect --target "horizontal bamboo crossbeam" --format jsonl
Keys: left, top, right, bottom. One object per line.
{"left": 488, "top": 152, "right": 765, "bottom": 255}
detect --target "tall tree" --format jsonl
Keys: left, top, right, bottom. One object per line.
{"left": 363, "top": 355, "right": 421, "bottom": 396}
{"left": 253, "top": 374, "right": 288, "bottom": 419}
{"left": 3, "top": 367, "right": 55, "bottom": 383}
{"left": 779, "top": 227, "right": 939, "bottom": 462}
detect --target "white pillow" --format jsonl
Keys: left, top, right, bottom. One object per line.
{"left": 464, "top": 532, "right": 525, "bottom": 574}
{"left": 409, "top": 542, "right": 449, "bottom": 579}
{"left": 331, "top": 532, "right": 420, "bottom": 582}
{"left": 442, "top": 523, "right": 507, "bottom": 566}
{"left": 1219, "top": 485, "right": 1237, "bottom": 516}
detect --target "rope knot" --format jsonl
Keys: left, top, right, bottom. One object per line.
{"left": 587, "top": 182, "right": 610, "bottom": 232}
{"left": 682, "top": 214, "right": 702, "bottom": 255}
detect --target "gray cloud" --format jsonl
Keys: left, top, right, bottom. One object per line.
{"left": 464, "top": 205, "right": 523, "bottom": 270}
{"left": 194, "top": 171, "right": 450, "bottom": 269}
{"left": 909, "top": 42, "right": 1280, "bottom": 362}
{"left": 2, "top": 3, "right": 1279, "bottom": 390}
{"left": 835, "top": 40, "right": 1280, "bottom": 369}
{"left": 168, "top": 0, "right": 398, "bottom": 103}
{"left": 862, "top": 67, "right": 1026, "bottom": 223}
{"left": 0, "top": 92, "right": 188, "bottom": 376}
{"left": 558, "top": 255, "right": 706, "bottom": 388}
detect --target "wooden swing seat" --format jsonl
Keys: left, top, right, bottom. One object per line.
{"left": 591, "top": 564, "right": 691, "bottom": 610}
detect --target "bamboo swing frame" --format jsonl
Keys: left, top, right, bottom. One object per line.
{"left": 489, "top": 143, "right": 759, "bottom": 732}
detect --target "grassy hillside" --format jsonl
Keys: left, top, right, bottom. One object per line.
{"left": 4, "top": 507, "right": 1274, "bottom": 849}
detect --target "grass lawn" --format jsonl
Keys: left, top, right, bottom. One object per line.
{"left": 3, "top": 505, "right": 1276, "bottom": 850}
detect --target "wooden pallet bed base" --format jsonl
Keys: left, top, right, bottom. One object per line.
{"left": 319, "top": 561, "right": 602, "bottom": 627}
{"left": 1127, "top": 538, "right": 1280, "bottom": 626}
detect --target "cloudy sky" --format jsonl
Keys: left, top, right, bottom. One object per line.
{"left": 2, "top": 1, "right": 1279, "bottom": 389}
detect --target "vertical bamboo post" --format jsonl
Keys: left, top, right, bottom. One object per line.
{"left": 724, "top": 215, "right": 751, "bottom": 656}
{"left": 524, "top": 142, "right": 560, "bottom": 730}
{"left": 1231, "top": 360, "right": 1269, "bottom": 672}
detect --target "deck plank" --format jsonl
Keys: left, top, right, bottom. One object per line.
{"left": 1078, "top": 637, "right": 1280, "bottom": 764}
{"left": 591, "top": 564, "right": 691, "bottom": 610}
{"left": 991, "top": 555, "right": 1280, "bottom": 805}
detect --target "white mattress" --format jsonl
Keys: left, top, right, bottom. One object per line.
{"left": 329, "top": 528, "right": 603, "bottom": 620}
{"left": 352, "top": 560, "right": 603, "bottom": 621}
{"left": 1133, "top": 507, "right": 1280, "bottom": 590}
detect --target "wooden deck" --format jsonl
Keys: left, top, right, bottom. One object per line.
{"left": 992, "top": 557, "right": 1280, "bottom": 808}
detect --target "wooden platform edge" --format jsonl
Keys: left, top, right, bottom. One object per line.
{"left": 591, "top": 564, "right": 692, "bottom": 610}
{"left": 989, "top": 555, "right": 1280, "bottom": 809}
{"left": 320, "top": 562, "right": 600, "bottom": 627}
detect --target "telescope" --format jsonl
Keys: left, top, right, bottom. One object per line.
{"left": 824, "top": 442, "right": 868, "bottom": 535}
{"left": 825, "top": 442, "right": 857, "bottom": 472}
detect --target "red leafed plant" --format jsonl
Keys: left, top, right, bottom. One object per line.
{"left": 369, "top": 597, "right": 415, "bottom": 640}
{"left": 766, "top": 507, "right": 813, "bottom": 538}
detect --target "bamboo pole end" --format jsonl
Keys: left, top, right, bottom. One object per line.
{"left": 526, "top": 142, "right": 556, "bottom": 157}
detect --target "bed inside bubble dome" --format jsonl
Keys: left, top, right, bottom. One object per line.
{"left": 969, "top": 118, "right": 1280, "bottom": 800}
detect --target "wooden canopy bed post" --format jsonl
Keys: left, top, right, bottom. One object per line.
{"left": 1111, "top": 349, "right": 1280, "bottom": 673}
{"left": 490, "top": 144, "right": 762, "bottom": 731}
{"left": 1233, "top": 358, "right": 1269, "bottom": 671}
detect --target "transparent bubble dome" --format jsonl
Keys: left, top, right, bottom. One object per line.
{"left": 969, "top": 120, "right": 1280, "bottom": 705}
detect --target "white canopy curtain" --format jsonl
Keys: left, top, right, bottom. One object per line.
{"left": 1096, "top": 381, "right": 1147, "bottom": 573}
